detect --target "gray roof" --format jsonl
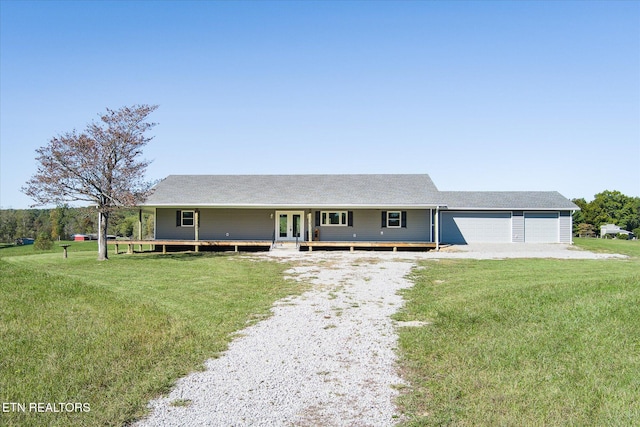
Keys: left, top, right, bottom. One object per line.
{"left": 441, "top": 191, "right": 579, "bottom": 210}
{"left": 143, "top": 174, "right": 578, "bottom": 211}
{"left": 143, "top": 174, "right": 444, "bottom": 208}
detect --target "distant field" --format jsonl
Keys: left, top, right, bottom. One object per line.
{"left": 0, "top": 249, "right": 303, "bottom": 426}
{"left": 395, "top": 238, "right": 640, "bottom": 426}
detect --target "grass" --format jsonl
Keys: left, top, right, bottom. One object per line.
{"left": 0, "top": 240, "right": 100, "bottom": 257}
{"left": 573, "top": 236, "right": 640, "bottom": 258}
{"left": 3, "top": 238, "right": 639, "bottom": 425}
{"left": 0, "top": 246, "right": 303, "bottom": 426}
{"left": 395, "top": 238, "right": 640, "bottom": 426}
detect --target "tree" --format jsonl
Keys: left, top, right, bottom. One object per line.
{"left": 118, "top": 214, "right": 137, "bottom": 238}
{"left": 50, "top": 205, "right": 70, "bottom": 240}
{"left": 587, "top": 190, "right": 639, "bottom": 233}
{"left": 34, "top": 232, "right": 53, "bottom": 251}
{"left": 23, "top": 105, "right": 158, "bottom": 260}
{"left": 0, "top": 210, "right": 18, "bottom": 242}
{"left": 572, "top": 191, "right": 640, "bottom": 237}
{"left": 71, "top": 207, "right": 97, "bottom": 236}
{"left": 571, "top": 198, "right": 588, "bottom": 234}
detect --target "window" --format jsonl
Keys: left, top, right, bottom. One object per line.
{"left": 322, "top": 211, "right": 347, "bottom": 226}
{"left": 387, "top": 211, "right": 401, "bottom": 228}
{"left": 181, "top": 210, "right": 194, "bottom": 227}
{"left": 381, "top": 211, "right": 407, "bottom": 228}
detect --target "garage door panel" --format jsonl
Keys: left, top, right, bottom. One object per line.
{"left": 441, "top": 212, "right": 511, "bottom": 244}
{"left": 524, "top": 212, "right": 559, "bottom": 243}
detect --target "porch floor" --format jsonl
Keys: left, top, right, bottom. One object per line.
{"left": 301, "top": 241, "right": 437, "bottom": 252}
{"left": 108, "top": 240, "right": 438, "bottom": 254}
{"left": 108, "top": 240, "right": 272, "bottom": 254}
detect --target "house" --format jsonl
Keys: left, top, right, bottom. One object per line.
{"left": 600, "top": 224, "right": 633, "bottom": 239}
{"left": 131, "top": 174, "right": 578, "bottom": 252}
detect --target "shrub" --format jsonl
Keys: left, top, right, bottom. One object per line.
{"left": 576, "top": 223, "right": 596, "bottom": 238}
{"left": 617, "top": 233, "right": 629, "bottom": 240}
{"left": 34, "top": 233, "right": 53, "bottom": 251}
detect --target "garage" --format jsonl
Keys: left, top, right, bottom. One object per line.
{"left": 524, "top": 212, "right": 559, "bottom": 243}
{"left": 440, "top": 212, "right": 512, "bottom": 244}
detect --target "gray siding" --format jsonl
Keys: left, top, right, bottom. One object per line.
{"left": 512, "top": 211, "right": 524, "bottom": 243}
{"left": 156, "top": 208, "right": 431, "bottom": 242}
{"left": 559, "top": 211, "right": 572, "bottom": 243}
{"left": 202, "top": 209, "right": 274, "bottom": 240}
{"left": 313, "top": 209, "right": 431, "bottom": 242}
{"left": 156, "top": 208, "right": 196, "bottom": 240}
{"left": 438, "top": 210, "right": 569, "bottom": 244}
{"left": 156, "top": 208, "right": 274, "bottom": 240}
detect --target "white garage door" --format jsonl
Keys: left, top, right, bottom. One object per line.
{"left": 441, "top": 212, "right": 512, "bottom": 244}
{"left": 524, "top": 212, "right": 559, "bottom": 243}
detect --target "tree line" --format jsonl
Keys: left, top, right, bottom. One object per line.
{"left": 572, "top": 190, "right": 640, "bottom": 238}
{"left": 0, "top": 206, "right": 154, "bottom": 244}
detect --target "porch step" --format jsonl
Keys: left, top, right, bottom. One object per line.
{"left": 271, "top": 242, "right": 299, "bottom": 251}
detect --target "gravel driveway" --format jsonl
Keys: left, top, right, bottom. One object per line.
{"left": 137, "top": 254, "right": 414, "bottom": 426}
{"left": 136, "top": 244, "right": 623, "bottom": 426}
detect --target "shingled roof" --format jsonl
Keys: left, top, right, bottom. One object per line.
{"left": 143, "top": 174, "right": 445, "bottom": 208}
{"left": 440, "top": 191, "right": 579, "bottom": 210}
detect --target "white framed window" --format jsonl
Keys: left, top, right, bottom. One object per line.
{"left": 387, "top": 211, "right": 402, "bottom": 228}
{"left": 381, "top": 211, "right": 406, "bottom": 228}
{"left": 321, "top": 211, "right": 348, "bottom": 226}
{"left": 181, "top": 210, "right": 195, "bottom": 227}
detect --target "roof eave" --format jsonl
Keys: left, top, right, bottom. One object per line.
{"left": 443, "top": 207, "right": 578, "bottom": 211}
{"left": 140, "top": 203, "right": 445, "bottom": 209}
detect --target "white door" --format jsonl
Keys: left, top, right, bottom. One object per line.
{"left": 441, "top": 212, "right": 512, "bottom": 244}
{"left": 275, "top": 211, "right": 304, "bottom": 242}
{"left": 525, "top": 212, "right": 559, "bottom": 243}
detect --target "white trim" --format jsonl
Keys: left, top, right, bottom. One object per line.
{"left": 143, "top": 203, "right": 443, "bottom": 209}
{"left": 429, "top": 208, "right": 433, "bottom": 243}
{"left": 321, "top": 211, "right": 348, "bottom": 227}
{"left": 386, "top": 211, "right": 402, "bottom": 228}
{"left": 181, "top": 210, "right": 195, "bottom": 227}
{"left": 275, "top": 211, "right": 305, "bottom": 241}
{"left": 435, "top": 206, "right": 440, "bottom": 251}
{"left": 442, "top": 207, "right": 572, "bottom": 211}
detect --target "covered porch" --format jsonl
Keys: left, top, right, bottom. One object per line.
{"left": 109, "top": 239, "right": 273, "bottom": 254}
{"left": 108, "top": 239, "right": 438, "bottom": 254}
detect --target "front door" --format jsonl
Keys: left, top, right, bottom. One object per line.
{"left": 276, "top": 211, "right": 304, "bottom": 242}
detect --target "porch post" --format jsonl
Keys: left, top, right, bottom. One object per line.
{"left": 307, "top": 213, "right": 312, "bottom": 242}
{"left": 435, "top": 206, "right": 440, "bottom": 251}
{"left": 138, "top": 209, "right": 143, "bottom": 252}
{"left": 194, "top": 210, "right": 200, "bottom": 252}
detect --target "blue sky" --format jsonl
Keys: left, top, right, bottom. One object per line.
{"left": 1, "top": 0, "right": 638, "bottom": 209}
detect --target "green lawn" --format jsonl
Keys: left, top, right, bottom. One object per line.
{"left": 0, "top": 247, "right": 303, "bottom": 426}
{"left": 574, "top": 236, "right": 640, "bottom": 258}
{"left": 3, "top": 239, "right": 639, "bottom": 426}
{"left": 395, "top": 238, "right": 640, "bottom": 426}
{"left": 0, "top": 240, "right": 100, "bottom": 257}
